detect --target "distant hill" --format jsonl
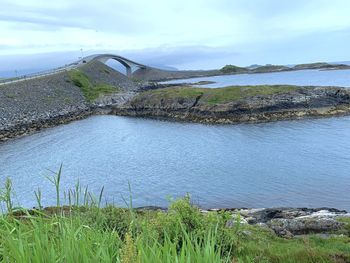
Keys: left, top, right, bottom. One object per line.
{"left": 333, "top": 61, "right": 350, "bottom": 65}
{"left": 220, "top": 61, "right": 350, "bottom": 74}
{"left": 246, "top": 64, "right": 263, "bottom": 69}
{"left": 148, "top": 64, "right": 178, "bottom": 71}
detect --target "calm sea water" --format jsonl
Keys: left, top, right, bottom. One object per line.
{"left": 0, "top": 115, "right": 349, "bottom": 210}
{"left": 162, "top": 69, "right": 350, "bottom": 88}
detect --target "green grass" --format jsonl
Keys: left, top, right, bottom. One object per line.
{"left": 0, "top": 172, "right": 349, "bottom": 262}
{"left": 148, "top": 86, "right": 205, "bottom": 98}
{"left": 338, "top": 217, "right": 350, "bottom": 236}
{"left": 138, "top": 85, "right": 299, "bottom": 105}
{"left": 201, "top": 85, "right": 298, "bottom": 105}
{"left": 68, "top": 70, "right": 119, "bottom": 102}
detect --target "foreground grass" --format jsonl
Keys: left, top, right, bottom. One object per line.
{"left": 0, "top": 174, "right": 349, "bottom": 262}
{"left": 68, "top": 69, "right": 119, "bottom": 101}
{"left": 140, "top": 85, "right": 299, "bottom": 105}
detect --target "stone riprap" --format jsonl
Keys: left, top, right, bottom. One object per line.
{"left": 0, "top": 61, "right": 139, "bottom": 141}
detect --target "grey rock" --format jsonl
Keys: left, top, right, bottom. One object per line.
{"left": 268, "top": 217, "right": 343, "bottom": 236}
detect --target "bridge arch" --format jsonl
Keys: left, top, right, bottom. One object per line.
{"left": 84, "top": 54, "right": 148, "bottom": 77}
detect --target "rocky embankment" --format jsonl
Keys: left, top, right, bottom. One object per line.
{"left": 0, "top": 61, "right": 139, "bottom": 141}
{"left": 112, "top": 85, "right": 350, "bottom": 124}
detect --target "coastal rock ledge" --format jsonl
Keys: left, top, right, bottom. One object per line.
{"left": 113, "top": 85, "right": 350, "bottom": 124}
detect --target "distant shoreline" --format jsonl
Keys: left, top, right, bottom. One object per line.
{"left": 132, "top": 62, "right": 350, "bottom": 82}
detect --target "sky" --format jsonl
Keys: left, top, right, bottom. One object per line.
{"left": 1, "top": 0, "right": 350, "bottom": 74}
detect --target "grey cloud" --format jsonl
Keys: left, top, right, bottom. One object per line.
{"left": 1, "top": 0, "right": 350, "bottom": 69}
{"left": 0, "top": 1, "right": 156, "bottom": 34}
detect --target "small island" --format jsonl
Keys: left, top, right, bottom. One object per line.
{"left": 220, "top": 62, "right": 350, "bottom": 74}
{"left": 114, "top": 85, "right": 350, "bottom": 124}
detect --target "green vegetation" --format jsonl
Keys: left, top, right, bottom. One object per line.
{"left": 68, "top": 69, "right": 119, "bottom": 101}
{"left": 220, "top": 64, "right": 292, "bottom": 74}
{"left": 252, "top": 65, "right": 290, "bottom": 73}
{"left": 201, "top": 85, "right": 298, "bottom": 105}
{"left": 338, "top": 217, "right": 350, "bottom": 236}
{"left": 292, "top": 62, "right": 345, "bottom": 70}
{"left": 146, "top": 86, "right": 205, "bottom": 99}
{"left": 0, "top": 171, "right": 349, "bottom": 262}
{"left": 220, "top": 64, "right": 248, "bottom": 74}
{"left": 138, "top": 85, "right": 299, "bottom": 105}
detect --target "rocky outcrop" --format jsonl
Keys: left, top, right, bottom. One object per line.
{"left": 112, "top": 86, "right": 350, "bottom": 124}
{"left": 205, "top": 207, "right": 349, "bottom": 238}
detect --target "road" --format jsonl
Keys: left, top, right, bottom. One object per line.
{"left": 0, "top": 61, "right": 82, "bottom": 86}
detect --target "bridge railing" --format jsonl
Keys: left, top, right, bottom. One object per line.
{"left": 0, "top": 62, "right": 79, "bottom": 85}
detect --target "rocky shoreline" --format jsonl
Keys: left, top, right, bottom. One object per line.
{"left": 213, "top": 207, "right": 349, "bottom": 238}
{"left": 112, "top": 86, "right": 350, "bottom": 125}
{"left": 133, "top": 62, "right": 350, "bottom": 81}
{"left": 0, "top": 91, "right": 138, "bottom": 142}
{"left": 136, "top": 206, "right": 350, "bottom": 238}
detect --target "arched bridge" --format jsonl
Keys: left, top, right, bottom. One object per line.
{"left": 0, "top": 53, "right": 153, "bottom": 86}
{"left": 83, "top": 54, "right": 149, "bottom": 77}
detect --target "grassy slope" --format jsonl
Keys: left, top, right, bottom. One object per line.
{"left": 68, "top": 69, "right": 119, "bottom": 102}
{"left": 0, "top": 173, "right": 349, "bottom": 263}
{"left": 137, "top": 85, "right": 299, "bottom": 105}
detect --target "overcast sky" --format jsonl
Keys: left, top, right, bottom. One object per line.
{"left": 1, "top": 0, "right": 350, "bottom": 71}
